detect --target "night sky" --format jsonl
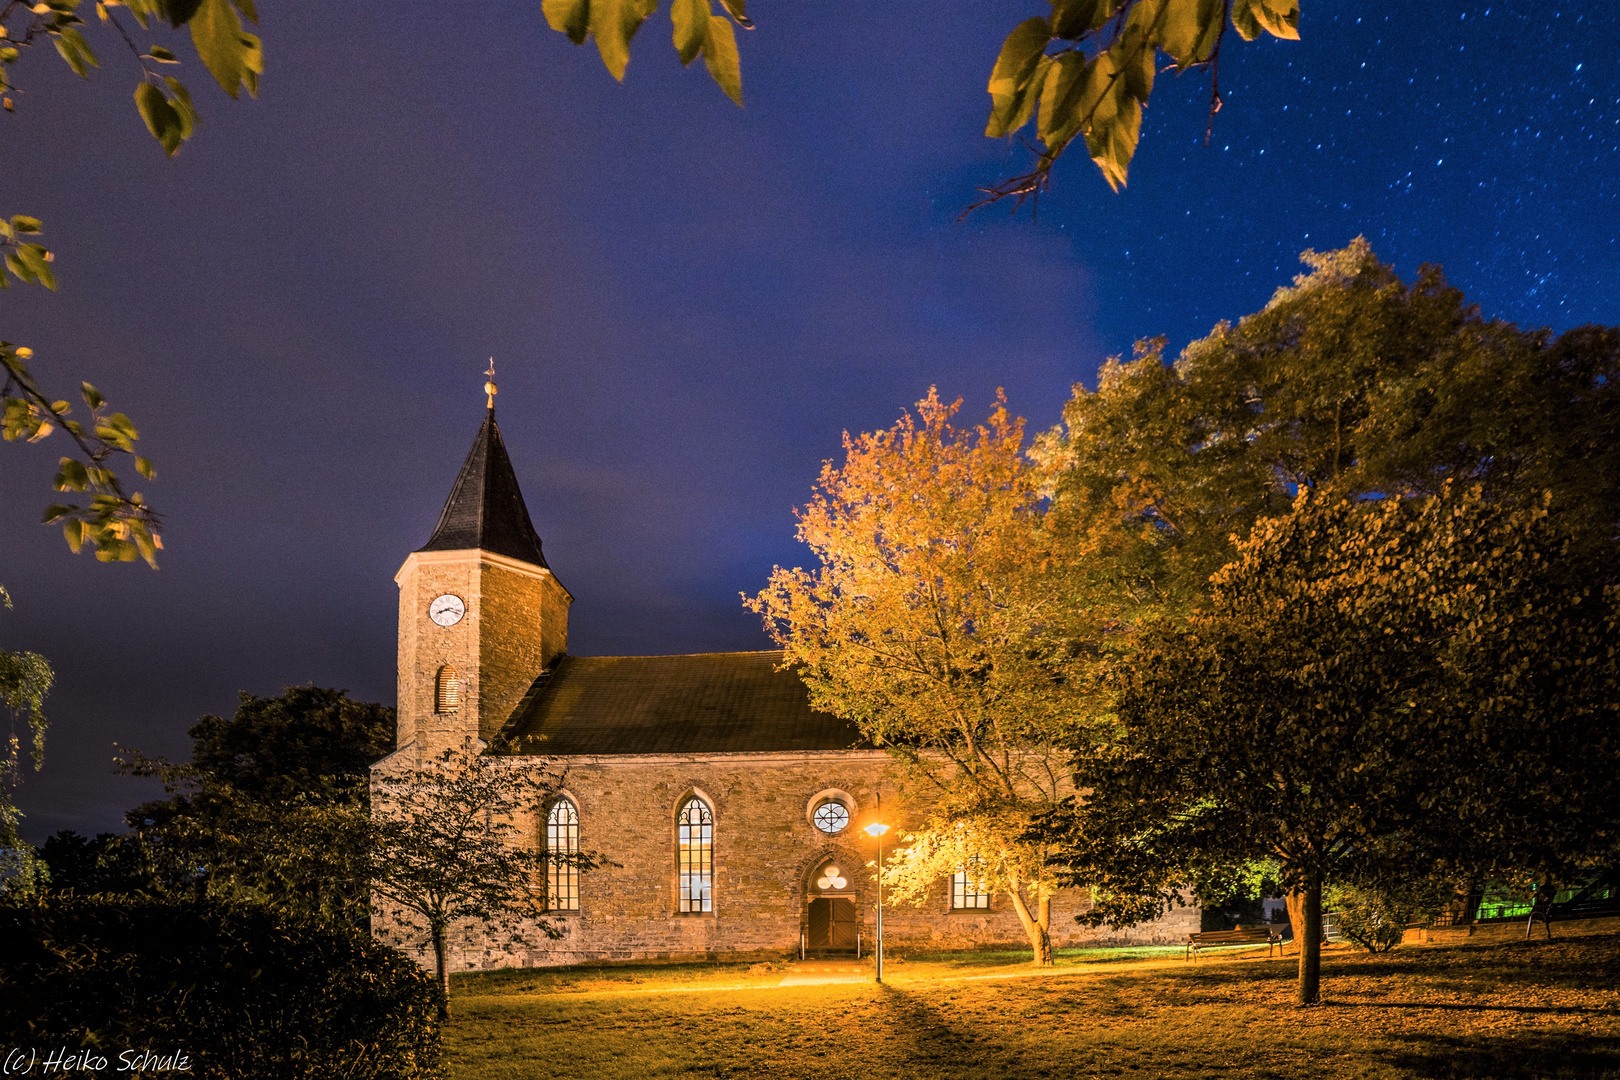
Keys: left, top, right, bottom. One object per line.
{"left": 3, "top": 3, "right": 1615, "bottom": 841}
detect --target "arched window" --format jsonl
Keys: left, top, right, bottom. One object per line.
{"left": 677, "top": 797, "right": 713, "bottom": 913}
{"left": 951, "top": 856, "right": 991, "bottom": 910}
{"left": 435, "top": 664, "right": 461, "bottom": 713}
{"left": 546, "top": 798, "right": 580, "bottom": 912}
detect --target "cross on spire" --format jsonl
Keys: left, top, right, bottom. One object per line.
{"left": 484, "top": 358, "right": 498, "bottom": 410}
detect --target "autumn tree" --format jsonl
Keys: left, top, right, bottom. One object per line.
{"left": 749, "top": 390, "right": 1123, "bottom": 966}
{"left": 370, "top": 739, "right": 598, "bottom": 1014}
{"left": 1044, "top": 485, "right": 1620, "bottom": 1004}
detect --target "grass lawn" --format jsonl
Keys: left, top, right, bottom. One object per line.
{"left": 444, "top": 932, "right": 1620, "bottom": 1079}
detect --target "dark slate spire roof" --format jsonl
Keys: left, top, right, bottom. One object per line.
{"left": 418, "top": 408, "right": 549, "bottom": 568}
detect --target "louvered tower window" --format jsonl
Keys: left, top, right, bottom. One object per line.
{"left": 677, "top": 797, "right": 713, "bottom": 913}
{"left": 435, "top": 664, "right": 461, "bottom": 713}
{"left": 546, "top": 798, "right": 580, "bottom": 911}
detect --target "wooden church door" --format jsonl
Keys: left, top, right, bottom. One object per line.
{"left": 808, "top": 897, "right": 857, "bottom": 949}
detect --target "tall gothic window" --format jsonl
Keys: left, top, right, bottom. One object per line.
{"left": 951, "top": 857, "right": 991, "bottom": 910}
{"left": 435, "top": 664, "right": 461, "bottom": 713}
{"left": 546, "top": 798, "right": 580, "bottom": 912}
{"left": 677, "top": 797, "right": 713, "bottom": 913}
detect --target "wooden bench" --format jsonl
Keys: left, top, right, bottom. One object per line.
{"left": 1185, "top": 926, "right": 1283, "bottom": 960}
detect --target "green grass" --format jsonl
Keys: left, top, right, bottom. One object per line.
{"left": 444, "top": 932, "right": 1620, "bottom": 1079}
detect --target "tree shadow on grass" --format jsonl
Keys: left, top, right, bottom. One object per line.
{"left": 1374, "top": 1031, "right": 1620, "bottom": 1080}
{"left": 874, "top": 984, "right": 1022, "bottom": 1078}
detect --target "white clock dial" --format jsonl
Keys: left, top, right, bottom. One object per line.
{"left": 429, "top": 593, "right": 466, "bottom": 627}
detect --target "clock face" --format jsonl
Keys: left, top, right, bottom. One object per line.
{"left": 429, "top": 593, "right": 466, "bottom": 627}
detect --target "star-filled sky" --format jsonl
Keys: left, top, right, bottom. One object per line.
{"left": 3, "top": 3, "right": 1615, "bottom": 841}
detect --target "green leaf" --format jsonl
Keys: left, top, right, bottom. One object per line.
{"left": 136, "top": 456, "right": 156, "bottom": 479}
{"left": 52, "top": 26, "right": 100, "bottom": 79}
{"left": 55, "top": 457, "right": 89, "bottom": 493}
{"left": 702, "top": 14, "right": 741, "bottom": 106}
{"left": 164, "top": 76, "right": 198, "bottom": 138}
{"left": 985, "top": 16, "right": 1051, "bottom": 138}
{"left": 1253, "top": 0, "right": 1299, "bottom": 40}
{"left": 135, "top": 81, "right": 184, "bottom": 155}
{"left": 1157, "top": 0, "right": 1223, "bottom": 68}
{"left": 147, "top": 44, "right": 180, "bottom": 62}
{"left": 670, "top": 0, "right": 707, "bottom": 65}
{"left": 715, "top": 0, "right": 751, "bottom": 29}
{"left": 162, "top": 0, "right": 204, "bottom": 28}
{"left": 81, "top": 383, "right": 106, "bottom": 410}
{"left": 1049, "top": 0, "right": 1106, "bottom": 39}
{"left": 63, "top": 518, "right": 86, "bottom": 553}
{"left": 542, "top": 0, "right": 591, "bottom": 44}
{"left": 587, "top": 0, "right": 657, "bottom": 81}
{"left": 42, "top": 504, "right": 72, "bottom": 524}
{"left": 233, "top": 0, "right": 258, "bottom": 23}
{"left": 1120, "top": 34, "right": 1155, "bottom": 101}
{"left": 190, "top": 0, "right": 251, "bottom": 97}
{"left": 15, "top": 243, "right": 56, "bottom": 290}
{"left": 1230, "top": 0, "right": 1263, "bottom": 41}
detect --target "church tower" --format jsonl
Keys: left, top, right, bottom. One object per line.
{"left": 394, "top": 374, "right": 570, "bottom": 756}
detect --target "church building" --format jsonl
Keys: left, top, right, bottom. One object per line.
{"left": 374, "top": 391, "right": 1197, "bottom": 971}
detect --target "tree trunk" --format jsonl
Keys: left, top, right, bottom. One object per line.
{"left": 432, "top": 923, "right": 451, "bottom": 1019}
{"left": 1296, "top": 871, "right": 1322, "bottom": 1006}
{"left": 1007, "top": 886, "right": 1054, "bottom": 967}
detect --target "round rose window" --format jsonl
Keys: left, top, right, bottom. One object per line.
{"left": 813, "top": 801, "right": 850, "bottom": 834}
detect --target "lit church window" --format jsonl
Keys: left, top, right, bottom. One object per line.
{"left": 677, "top": 797, "right": 713, "bottom": 913}
{"left": 813, "top": 800, "right": 850, "bottom": 834}
{"left": 952, "top": 857, "right": 991, "bottom": 910}
{"left": 435, "top": 664, "right": 461, "bottom": 713}
{"left": 546, "top": 798, "right": 580, "bottom": 912}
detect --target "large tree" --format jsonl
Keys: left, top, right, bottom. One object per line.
{"left": 370, "top": 739, "right": 596, "bottom": 1014}
{"left": 749, "top": 390, "right": 1119, "bottom": 966}
{"left": 1048, "top": 239, "right": 1620, "bottom": 600}
{"left": 1047, "top": 485, "right": 1620, "bottom": 1004}
{"left": 112, "top": 685, "right": 394, "bottom": 923}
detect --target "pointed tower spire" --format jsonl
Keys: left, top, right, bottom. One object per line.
{"left": 417, "top": 376, "right": 548, "bottom": 567}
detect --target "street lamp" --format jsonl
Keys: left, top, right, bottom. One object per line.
{"left": 864, "top": 819, "right": 890, "bottom": 983}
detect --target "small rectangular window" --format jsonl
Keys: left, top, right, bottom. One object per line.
{"left": 951, "top": 859, "right": 991, "bottom": 910}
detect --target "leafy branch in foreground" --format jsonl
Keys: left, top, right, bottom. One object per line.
{"left": 0, "top": 0, "right": 261, "bottom": 156}
{"left": 2, "top": 337, "right": 162, "bottom": 566}
{"left": 0, "top": 585, "right": 54, "bottom": 895}
{"left": 535, "top": 0, "right": 1300, "bottom": 207}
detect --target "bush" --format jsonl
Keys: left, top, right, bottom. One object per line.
{"left": 0, "top": 895, "right": 442, "bottom": 1079}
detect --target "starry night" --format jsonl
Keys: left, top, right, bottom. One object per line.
{"left": 2, "top": 2, "right": 1617, "bottom": 1076}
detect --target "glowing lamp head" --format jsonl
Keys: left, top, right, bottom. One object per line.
{"left": 864, "top": 822, "right": 890, "bottom": 838}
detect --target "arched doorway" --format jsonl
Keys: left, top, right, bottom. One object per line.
{"left": 806, "top": 858, "right": 858, "bottom": 951}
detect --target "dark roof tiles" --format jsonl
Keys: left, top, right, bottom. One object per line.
{"left": 418, "top": 409, "right": 549, "bottom": 567}
{"left": 498, "top": 651, "right": 868, "bottom": 755}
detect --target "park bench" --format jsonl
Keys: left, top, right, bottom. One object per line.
{"left": 1185, "top": 926, "right": 1283, "bottom": 960}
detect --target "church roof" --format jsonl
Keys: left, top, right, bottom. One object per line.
{"left": 497, "top": 651, "right": 870, "bottom": 756}
{"left": 418, "top": 408, "right": 549, "bottom": 568}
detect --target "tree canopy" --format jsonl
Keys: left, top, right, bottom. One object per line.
{"left": 109, "top": 686, "right": 394, "bottom": 923}
{"left": 1045, "top": 484, "right": 1620, "bottom": 1004}
{"left": 371, "top": 739, "right": 597, "bottom": 1014}
{"left": 748, "top": 390, "right": 1112, "bottom": 965}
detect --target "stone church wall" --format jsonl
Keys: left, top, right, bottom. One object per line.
{"left": 374, "top": 749, "right": 1199, "bottom": 973}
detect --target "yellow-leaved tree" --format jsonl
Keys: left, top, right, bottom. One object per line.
{"left": 748, "top": 389, "right": 1114, "bottom": 966}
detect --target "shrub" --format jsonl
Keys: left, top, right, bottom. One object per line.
{"left": 0, "top": 895, "right": 442, "bottom": 1079}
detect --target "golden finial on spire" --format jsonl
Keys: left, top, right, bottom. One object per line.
{"left": 483, "top": 358, "right": 497, "bottom": 410}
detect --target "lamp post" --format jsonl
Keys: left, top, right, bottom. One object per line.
{"left": 864, "top": 819, "right": 890, "bottom": 983}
